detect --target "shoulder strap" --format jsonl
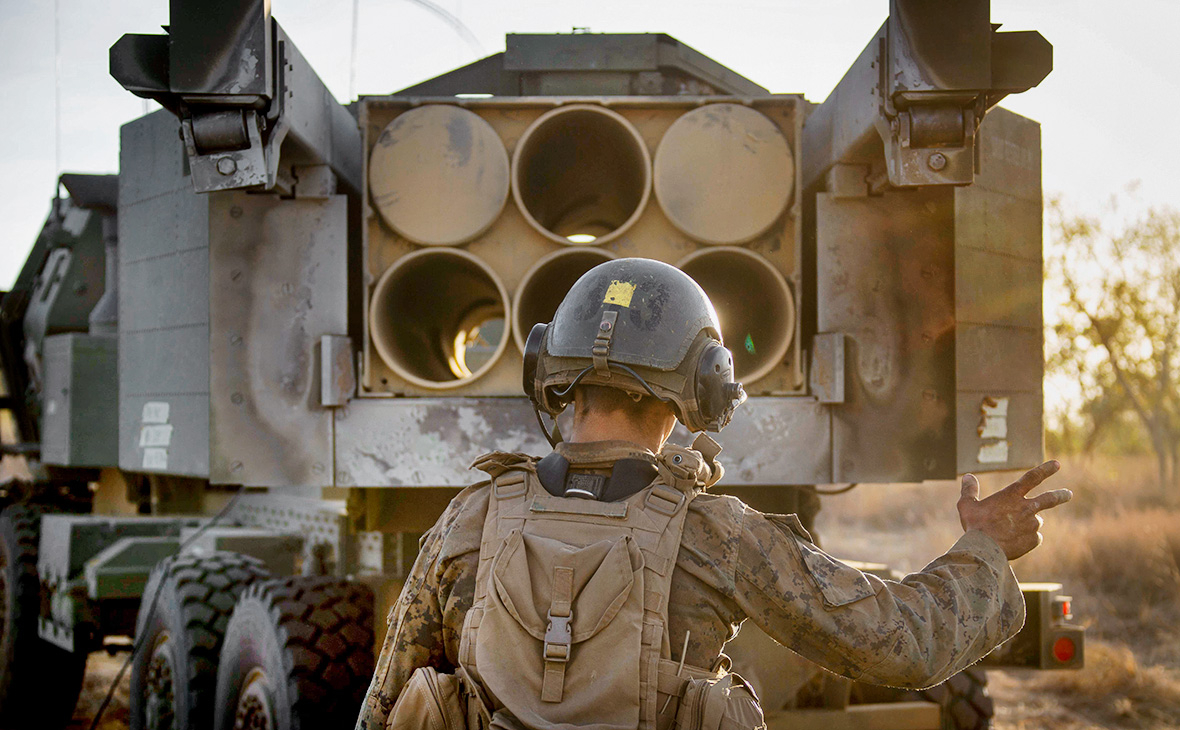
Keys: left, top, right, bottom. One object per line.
{"left": 632, "top": 474, "right": 699, "bottom": 730}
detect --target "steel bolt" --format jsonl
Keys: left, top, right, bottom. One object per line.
{"left": 600, "top": 321, "right": 612, "bottom": 331}
{"left": 927, "top": 152, "right": 948, "bottom": 172}
{"left": 231, "top": 392, "right": 244, "bottom": 405}
{"left": 229, "top": 205, "right": 243, "bottom": 219}
{"left": 231, "top": 461, "right": 243, "bottom": 472}
{"left": 216, "top": 157, "right": 237, "bottom": 176}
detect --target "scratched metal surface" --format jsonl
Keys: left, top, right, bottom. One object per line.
{"left": 817, "top": 186, "right": 958, "bottom": 484}
{"left": 207, "top": 192, "right": 348, "bottom": 488}
{"left": 334, "top": 396, "right": 830, "bottom": 488}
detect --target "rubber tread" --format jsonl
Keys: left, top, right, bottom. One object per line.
{"left": 0, "top": 504, "right": 86, "bottom": 730}
{"left": 130, "top": 550, "right": 270, "bottom": 730}
{"left": 907, "top": 668, "right": 995, "bottom": 730}
{"left": 221, "top": 577, "right": 375, "bottom": 729}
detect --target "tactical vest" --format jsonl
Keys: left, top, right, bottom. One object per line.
{"left": 450, "top": 444, "right": 765, "bottom": 730}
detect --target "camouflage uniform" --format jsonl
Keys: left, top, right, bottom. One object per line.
{"left": 356, "top": 442, "right": 1023, "bottom": 730}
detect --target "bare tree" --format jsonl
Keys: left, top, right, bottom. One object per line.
{"left": 1047, "top": 199, "right": 1180, "bottom": 495}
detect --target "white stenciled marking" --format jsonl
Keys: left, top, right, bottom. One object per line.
{"left": 139, "top": 424, "right": 174, "bottom": 448}
{"left": 142, "top": 447, "right": 168, "bottom": 470}
{"left": 978, "top": 441, "right": 1010, "bottom": 464}
{"left": 142, "top": 402, "right": 171, "bottom": 424}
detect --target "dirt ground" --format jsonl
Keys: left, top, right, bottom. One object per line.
{"left": 67, "top": 651, "right": 130, "bottom": 730}
{"left": 64, "top": 455, "right": 1180, "bottom": 729}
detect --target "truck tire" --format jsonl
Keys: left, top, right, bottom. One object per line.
{"left": 130, "top": 551, "right": 271, "bottom": 730}
{"left": 0, "top": 504, "right": 86, "bottom": 729}
{"left": 909, "top": 668, "right": 995, "bottom": 730}
{"left": 213, "top": 577, "right": 375, "bottom": 730}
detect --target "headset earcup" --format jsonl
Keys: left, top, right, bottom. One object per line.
{"left": 523, "top": 322, "right": 548, "bottom": 405}
{"left": 695, "top": 341, "right": 740, "bottom": 430}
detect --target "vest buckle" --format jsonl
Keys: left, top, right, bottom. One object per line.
{"left": 543, "top": 611, "right": 572, "bottom": 662}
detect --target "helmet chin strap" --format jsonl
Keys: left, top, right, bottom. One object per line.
{"left": 534, "top": 404, "right": 564, "bottom": 448}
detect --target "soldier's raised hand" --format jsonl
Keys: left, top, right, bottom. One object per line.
{"left": 957, "top": 460, "right": 1072, "bottom": 560}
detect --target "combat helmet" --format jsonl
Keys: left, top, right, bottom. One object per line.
{"left": 523, "top": 258, "right": 746, "bottom": 441}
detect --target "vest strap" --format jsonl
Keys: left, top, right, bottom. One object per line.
{"left": 541, "top": 565, "right": 575, "bottom": 703}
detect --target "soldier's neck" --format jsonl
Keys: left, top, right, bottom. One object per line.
{"left": 567, "top": 412, "right": 673, "bottom": 454}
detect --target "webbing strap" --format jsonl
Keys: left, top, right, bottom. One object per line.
{"left": 541, "top": 565, "right": 575, "bottom": 703}
{"left": 635, "top": 477, "right": 696, "bottom": 730}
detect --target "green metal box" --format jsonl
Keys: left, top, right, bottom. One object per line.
{"left": 41, "top": 333, "right": 118, "bottom": 467}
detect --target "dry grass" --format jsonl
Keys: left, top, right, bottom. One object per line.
{"left": 815, "top": 454, "right": 1180, "bottom": 729}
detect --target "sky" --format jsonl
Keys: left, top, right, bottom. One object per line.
{"left": 1, "top": 0, "right": 1178, "bottom": 288}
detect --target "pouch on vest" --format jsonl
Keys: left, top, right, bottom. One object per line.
{"left": 672, "top": 673, "right": 765, "bottom": 730}
{"left": 475, "top": 528, "right": 646, "bottom": 730}
{"left": 387, "top": 667, "right": 469, "bottom": 730}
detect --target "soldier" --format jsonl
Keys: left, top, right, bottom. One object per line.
{"left": 357, "top": 258, "right": 1071, "bottom": 730}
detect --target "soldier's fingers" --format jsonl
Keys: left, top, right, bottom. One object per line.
{"left": 1004, "top": 460, "right": 1061, "bottom": 497}
{"left": 960, "top": 474, "right": 980, "bottom": 502}
{"left": 1029, "top": 488, "right": 1073, "bottom": 513}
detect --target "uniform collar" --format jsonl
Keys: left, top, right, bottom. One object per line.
{"left": 555, "top": 440, "right": 659, "bottom": 469}
{"left": 539, "top": 441, "right": 661, "bottom": 501}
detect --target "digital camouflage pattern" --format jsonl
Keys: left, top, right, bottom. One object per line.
{"left": 356, "top": 443, "right": 1024, "bottom": 730}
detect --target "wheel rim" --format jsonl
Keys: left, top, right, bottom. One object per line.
{"left": 234, "top": 668, "right": 275, "bottom": 730}
{"left": 144, "top": 634, "right": 176, "bottom": 730}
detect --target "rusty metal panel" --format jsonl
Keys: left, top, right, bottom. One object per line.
{"left": 118, "top": 112, "right": 211, "bottom": 478}
{"left": 956, "top": 391, "right": 1042, "bottom": 472}
{"left": 208, "top": 193, "right": 347, "bottom": 487}
{"left": 335, "top": 396, "right": 829, "bottom": 488}
{"left": 954, "top": 108, "right": 1043, "bottom": 473}
{"left": 955, "top": 247, "right": 1041, "bottom": 328}
{"left": 817, "top": 188, "right": 957, "bottom": 483}
{"left": 956, "top": 324, "right": 1041, "bottom": 393}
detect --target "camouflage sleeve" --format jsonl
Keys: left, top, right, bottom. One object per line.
{"left": 734, "top": 508, "right": 1025, "bottom": 689}
{"left": 355, "top": 526, "right": 449, "bottom": 730}
{"left": 355, "top": 486, "right": 484, "bottom": 730}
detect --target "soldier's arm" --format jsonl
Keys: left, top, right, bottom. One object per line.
{"left": 355, "top": 485, "right": 486, "bottom": 730}
{"left": 732, "top": 462, "right": 1069, "bottom": 689}
{"left": 734, "top": 508, "right": 1023, "bottom": 689}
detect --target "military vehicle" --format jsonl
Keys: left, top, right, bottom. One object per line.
{"left": 0, "top": 1, "right": 1084, "bottom": 728}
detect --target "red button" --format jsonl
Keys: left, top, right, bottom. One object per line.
{"left": 1053, "top": 636, "right": 1076, "bottom": 663}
